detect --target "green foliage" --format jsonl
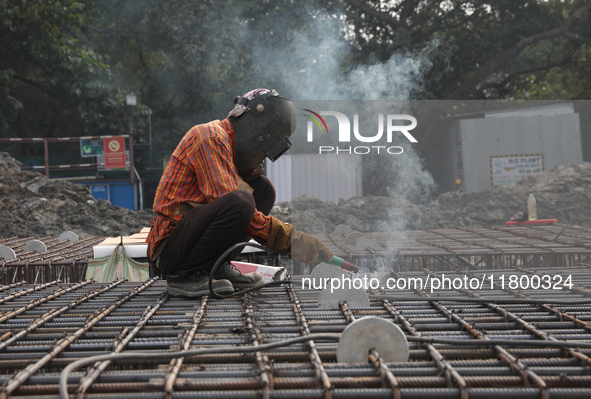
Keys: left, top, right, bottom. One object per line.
{"left": 85, "top": 0, "right": 353, "bottom": 159}
{"left": 331, "top": 0, "right": 591, "bottom": 100}
{"left": 1, "top": 0, "right": 589, "bottom": 161}
{"left": 0, "top": 0, "right": 130, "bottom": 141}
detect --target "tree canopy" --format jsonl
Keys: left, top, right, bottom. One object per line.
{"left": 0, "top": 1, "right": 128, "bottom": 138}
{"left": 1, "top": 0, "right": 590, "bottom": 160}
{"left": 336, "top": 0, "right": 591, "bottom": 99}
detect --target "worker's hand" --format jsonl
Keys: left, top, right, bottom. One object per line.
{"left": 291, "top": 229, "right": 333, "bottom": 264}
{"left": 239, "top": 163, "right": 265, "bottom": 182}
{"left": 266, "top": 216, "right": 333, "bottom": 265}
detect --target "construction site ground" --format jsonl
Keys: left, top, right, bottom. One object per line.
{"left": 2, "top": 152, "right": 591, "bottom": 398}
{"left": 2, "top": 151, "right": 591, "bottom": 239}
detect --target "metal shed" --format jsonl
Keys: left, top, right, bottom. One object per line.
{"left": 451, "top": 102, "right": 583, "bottom": 192}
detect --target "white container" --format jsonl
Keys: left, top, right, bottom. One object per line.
{"left": 230, "top": 261, "right": 287, "bottom": 283}
{"left": 527, "top": 191, "right": 537, "bottom": 221}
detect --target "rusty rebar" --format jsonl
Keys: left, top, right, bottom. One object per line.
{"left": 287, "top": 284, "right": 333, "bottom": 399}
{"left": 0, "top": 279, "right": 61, "bottom": 305}
{"left": 76, "top": 291, "right": 170, "bottom": 398}
{"left": 162, "top": 295, "right": 207, "bottom": 399}
{"left": 0, "top": 277, "right": 158, "bottom": 398}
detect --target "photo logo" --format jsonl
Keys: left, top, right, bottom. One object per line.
{"left": 303, "top": 109, "right": 418, "bottom": 155}
{"left": 302, "top": 109, "right": 328, "bottom": 134}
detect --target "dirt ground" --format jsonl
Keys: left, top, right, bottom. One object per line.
{"left": 0, "top": 152, "right": 154, "bottom": 239}
{"left": 1, "top": 151, "right": 590, "bottom": 239}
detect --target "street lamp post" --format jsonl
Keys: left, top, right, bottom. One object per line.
{"left": 126, "top": 93, "right": 137, "bottom": 184}
{"left": 148, "top": 108, "right": 153, "bottom": 169}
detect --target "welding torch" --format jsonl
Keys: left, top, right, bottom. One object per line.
{"left": 321, "top": 255, "right": 359, "bottom": 273}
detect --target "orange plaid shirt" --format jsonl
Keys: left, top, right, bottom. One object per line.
{"left": 146, "top": 118, "right": 271, "bottom": 260}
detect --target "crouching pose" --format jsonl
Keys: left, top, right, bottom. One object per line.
{"left": 147, "top": 89, "right": 332, "bottom": 297}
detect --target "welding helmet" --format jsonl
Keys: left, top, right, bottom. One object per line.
{"left": 232, "top": 90, "right": 297, "bottom": 173}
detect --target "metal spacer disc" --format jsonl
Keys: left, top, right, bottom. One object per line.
{"left": 23, "top": 240, "right": 47, "bottom": 253}
{"left": 0, "top": 246, "right": 16, "bottom": 260}
{"left": 333, "top": 224, "right": 353, "bottom": 237}
{"left": 337, "top": 316, "right": 409, "bottom": 363}
{"left": 354, "top": 236, "right": 382, "bottom": 251}
{"left": 311, "top": 263, "right": 349, "bottom": 280}
{"left": 59, "top": 231, "right": 79, "bottom": 243}
{"left": 344, "top": 231, "right": 364, "bottom": 246}
{"left": 318, "top": 286, "right": 369, "bottom": 309}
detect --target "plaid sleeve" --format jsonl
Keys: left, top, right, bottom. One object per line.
{"left": 192, "top": 134, "right": 239, "bottom": 201}
{"left": 147, "top": 121, "right": 273, "bottom": 259}
{"left": 194, "top": 132, "right": 272, "bottom": 241}
{"left": 247, "top": 212, "right": 271, "bottom": 242}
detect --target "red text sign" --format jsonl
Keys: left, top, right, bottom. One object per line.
{"left": 103, "top": 137, "right": 126, "bottom": 169}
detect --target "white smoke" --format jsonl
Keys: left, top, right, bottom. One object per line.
{"left": 241, "top": 10, "right": 437, "bottom": 253}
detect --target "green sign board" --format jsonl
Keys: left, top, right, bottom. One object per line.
{"left": 81, "top": 138, "right": 103, "bottom": 157}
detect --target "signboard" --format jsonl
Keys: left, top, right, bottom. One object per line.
{"left": 490, "top": 154, "right": 544, "bottom": 187}
{"left": 102, "top": 137, "right": 127, "bottom": 170}
{"left": 97, "top": 151, "right": 130, "bottom": 171}
{"left": 80, "top": 138, "right": 103, "bottom": 157}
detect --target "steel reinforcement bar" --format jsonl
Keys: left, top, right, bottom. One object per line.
{"left": 1, "top": 271, "right": 591, "bottom": 398}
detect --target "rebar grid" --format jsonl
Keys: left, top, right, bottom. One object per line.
{"left": 392, "top": 275, "right": 550, "bottom": 398}
{"left": 76, "top": 291, "right": 169, "bottom": 399}
{"left": 0, "top": 264, "right": 590, "bottom": 398}
{"left": 286, "top": 284, "right": 332, "bottom": 397}
{"left": 321, "top": 223, "right": 591, "bottom": 272}
{"left": 0, "top": 236, "right": 103, "bottom": 285}
{"left": 437, "top": 265, "right": 591, "bottom": 368}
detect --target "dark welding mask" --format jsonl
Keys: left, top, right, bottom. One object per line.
{"left": 232, "top": 90, "right": 297, "bottom": 173}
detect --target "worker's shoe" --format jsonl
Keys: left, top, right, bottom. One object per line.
{"left": 213, "top": 262, "right": 265, "bottom": 290}
{"left": 166, "top": 272, "right": 233, "bottom": 298}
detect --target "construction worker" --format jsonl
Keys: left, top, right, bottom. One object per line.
{"left": 146, "top": 89, "right": 333, "bottom": 297}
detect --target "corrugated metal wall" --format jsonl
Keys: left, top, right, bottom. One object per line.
{"left": 459, "top": 113, "right": 582, "bottom": 192}
{"left": 266, "top": 154, "right": 362, "bottom": 203}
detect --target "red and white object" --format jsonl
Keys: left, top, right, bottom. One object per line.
{"left": 230, "top": 261, "right": 287, "bottom": 283}
{"left": 103, "top": 136, "right": 126, "bottom": 169}
{"left": 506, "top": 219, "right": 557, "bottom": 226}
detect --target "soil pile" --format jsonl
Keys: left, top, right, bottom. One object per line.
{"left": 271, "top": 195, "right": 439, "bottom": 233}
{"left": 272, "top": 163, "right": 591, "bottom": 233}
{"left": 1, "top": 151, "right": 590, "bottom": 239}
{"left": 0, "top": 152, "right": 155, "bottom": 239}
{"left": 432, "top": 163, "right": 591, "bottom": 229}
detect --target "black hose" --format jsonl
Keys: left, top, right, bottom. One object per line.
{"left": 208, "top": 241, "right": 292, "bottom": 298}
{"left": 59, "top": 334, "right": 339, "bottom": 399}
{"left": 59, "top": 332, "right": 591, "bottom": 399}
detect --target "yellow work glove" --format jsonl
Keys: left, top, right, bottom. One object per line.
{"left": 266, "top": 216, "right": 333, "bottom": 265}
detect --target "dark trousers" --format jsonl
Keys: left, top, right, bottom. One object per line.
{"left": 158, "top": 176, "right": 275, "bottom": 279}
